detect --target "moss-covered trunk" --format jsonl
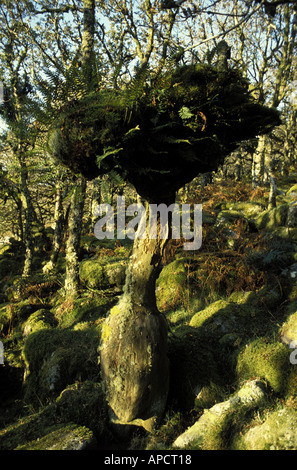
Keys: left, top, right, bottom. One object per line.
{"left": 19, "top": 156, "right": 35, "bottom": 277}
{"left": 100, "top": 200, "right": 172, "bottom": 430}
{"left": 65, "top": 178, "right": 86, "bottom": 297}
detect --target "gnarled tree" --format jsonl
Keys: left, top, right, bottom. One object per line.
{"left": 47, "top": 57, "right": 280, "bottom": 429}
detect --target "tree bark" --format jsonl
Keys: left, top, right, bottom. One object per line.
{"left": 65, "top": 178, "right": 86, "bottom": 297}
{"left": 252, "top": 134, "right": 266, "bottom": 189}
{"left": 51, "top": 174, "right": 64, "bottom": 264}
{"left": 100, "top": 200, "right": 173, "bottom": 430}
{"left": 81, "top": 0, "right": 96, "bottom": 86}
{"left": 43, "top": 171, "right": 66, "bottom": 273}
{"left": 19, "top": 156, "right": 35, "bottom": 277}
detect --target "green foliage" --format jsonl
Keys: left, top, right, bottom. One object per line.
{"left": 47, "top": 62, "right": 280, "bottom": 201}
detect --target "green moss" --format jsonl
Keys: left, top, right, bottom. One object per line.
{"left": 0, "top": 381, "right": 111, "bottom": 450}
{"left": 189, "top": 299, "right": 230, "bottom": 329}
{"left": 56, "top": 294, "right": 113, "bottom": 328}
{"left": 22, "top": 309, "right": 56, "bottom": 337}
{"left": 233, "top": 407, "right": 297, "bottom": 450}
{"left": 156, "top": 259, "right": 187, "bottom": 312}
{"left": 55, "top": 381, "right": 110, "bottom": 439}
{"left": 236, "top": 338, "right": 290, "bottom": 393}
{"left": 79, "top": 259, "right": 106, "bottom": 288}
{"left": 0, "top": 244, "right": 10, "bottom": 256}
{"left": 22, "top": 326, "right": 101, "bottom": 403}
{"left": 224, "top": 201, "right": 264, "bottom": 219}
{"left": 216, "top": 210, "right": 249, "bottom": 230}
{"left": 79, "top": 258, "right": 127, "bottom": 290}
{"left": 255, "top": 204, "right": 289, "bottom": 230}
{"left": 280, "top": 311, "right": 297, "bottom": 343}
{"left": 15, "top": 423, "right": 96, "bottom": 450}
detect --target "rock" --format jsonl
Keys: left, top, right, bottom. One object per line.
{"left": 280, "top": 310, "right": 297, "bottom": 348}
{"left": 255, "top": 204, "right": 289, "bottom": 230}
{"left": 156, "top": 259, "right": 187, "bottom": 312}
{"left": 188, "top": 285, "right": 283, "bottom": 347}
{"left": 281, "top": 263, "right": 297, "bottom": 278}
{"left": 22, "top": 308, "right": 56, "bottom": 337}
{"left": 235, "top": 338, "right": 290, "bottom": 394}
{"left": 55, "top": 382, "right": 110, "bottom": 440}
{"left": 194, "top": 383, "right": 226, "bottom": 411}
{"left": 105, "top": 261, "right": 127, "bottom": 290}
{"left": 79, "top": 258, "right": 127, "bottom": 290}
{"left": 22, "top": 328, "right": 101, "bottom": 403}
{"left": 287, "top": 204, "right": 297, "bottom": 227}
{"left": 15, "top": 423, "right": 96, "bottom": 450}
{"left": 224, "top": 201, "right": 264, "bottom": 219}
{"left": 173, "top": 379, "right": 267, "bottom": 450}
{"left": 233, "top": 408, "right": 297, "bottom": 450}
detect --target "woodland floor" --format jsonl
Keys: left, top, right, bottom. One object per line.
{"left": 1, "top": 174, "right": 297, "bottom": 450}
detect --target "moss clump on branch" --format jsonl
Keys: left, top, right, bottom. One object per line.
{"left": 47, "top": 63, "right": 280, "bottom": 202}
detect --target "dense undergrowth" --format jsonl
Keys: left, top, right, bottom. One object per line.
{"left": 1, "top": 175, "right": 297, "bottom": 450}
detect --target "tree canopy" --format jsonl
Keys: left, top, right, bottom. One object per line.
{"left": 48, "top": 61, "right": 280, "bottom": 202}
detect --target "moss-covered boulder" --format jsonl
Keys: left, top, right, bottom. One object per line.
{"left": 0, "top": 304, "right": 12, "bottom": 336}
{"left": 15, "top": 423, "right": 96, "bottom": 450}
{"left": 79, "top": 258, "right": 127, "bottom": 290}
{"left": 55, "top": 381, "right": 110, "bottom": 440}
{"left": 173, "top": 379, "right": 267, "bottom": 450}
{"left": 156, "top": 259, "right": 187, "bottom": 312}
{"left": 255, "top": 203, "right": 289, "bottom": 230}
{"left": 22, "top": 309, "right": 57, "bottom": 337}
{"left": 189, "top": 284, "right": 283, "bottom": 343}
{"left": 22, "top": 326, "right": 101, "bottom": 403}
{"left": 215, "top": 210, "right": 250, "bottom": 233}
{"left": 233, "top": 407, "right": 297, "bottom": 450}
{"left": 0, "top": 381, "right": 111, "bottom": 450}
{"left": 224, "top": 201, "right": 264, "bottom": 219}
{"left": 55, "top": 295, "right": 112, "bottom": 328}
{"left": 235, "top": 338, "right": 290, "bottom": 394}
{"left": 280, "top": 310, "right": 297, "bottom": 346}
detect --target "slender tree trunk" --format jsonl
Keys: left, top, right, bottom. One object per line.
{"left": 43, "top": 171, "right": 65, "bottom": 272}
{"left": 51, "top": 176, "right": 64, "bottom": 264}
{"left": 252, "top": 135, "right": 266, "bottom": 189}
{"left": 19, "top": 156, "right": 35, "bottom": 277}
{"left": 65, "top": 177, "right": 86, "bottom": 297}
{"left": 91, "top": 177, "right": 101, "bottom": 226}
{"left": 268, "top": 176, "right": 277, "bottom": 210}
{"left": 100, "top": 199, "right": 173, "bottom": 431}
{"left": 15, "top": 197, "right": 24, "bottom": 242}
{"left": 81, "top": 0, "right": 96, "bottom": 87}
{"left": 64, "top": 0, "right": 95, "bottom": 294}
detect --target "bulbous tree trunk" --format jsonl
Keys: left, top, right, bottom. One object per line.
{"left": 100, "top": 200, "right": 173, "bottom": 430}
